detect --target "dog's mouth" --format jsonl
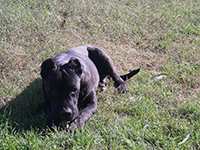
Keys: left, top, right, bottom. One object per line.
{"left": 60, "top": 116, "right": 80, "bottom": 129}
{"left": 60, "top": 120, "right": 70, "bottom": 129}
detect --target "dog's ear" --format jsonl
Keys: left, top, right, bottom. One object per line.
{"left": 40, "top": 58, "right": 55, "bottom": 80}
{"left": 68, "top": 57, "right": 82, "bottom": 77}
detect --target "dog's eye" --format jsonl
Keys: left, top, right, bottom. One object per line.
{"left": 51, "top": 90, "right": 57, "bottom": 96}
{"left": 71, "top": 88, "right": 77, "bottom": 92}
{"left": 70, "top": 88, "right": 77, "bottom": 97}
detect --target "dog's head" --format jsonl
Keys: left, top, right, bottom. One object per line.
{"left": 40, "top": 57, "right": 82, "bottom": 124}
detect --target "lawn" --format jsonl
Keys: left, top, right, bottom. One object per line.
{"left": 0, "top": 0, "right": 200, "bottom": 149}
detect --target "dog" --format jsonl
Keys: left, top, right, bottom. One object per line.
{"left": 40, "top": 45, "right": 140, "bottom": 131}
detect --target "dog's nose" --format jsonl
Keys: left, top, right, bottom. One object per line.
{"left": 60, "top": 108, "right": 72, "bottom": 119}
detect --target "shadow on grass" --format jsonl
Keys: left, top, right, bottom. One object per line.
{"left": 0, "top": 78, "right": 46, "bottom": 131}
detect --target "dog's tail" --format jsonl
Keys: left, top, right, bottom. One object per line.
{"left": 120, "top": 68, "right": 140, "bottom": 81}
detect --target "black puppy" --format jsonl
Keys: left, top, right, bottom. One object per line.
{"left": 40, "top": 45, "right": 140, "bottom": 131}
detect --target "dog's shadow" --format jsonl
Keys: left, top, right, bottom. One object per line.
{"left": 0, "top": 78, "right": 46, "bottom": 131}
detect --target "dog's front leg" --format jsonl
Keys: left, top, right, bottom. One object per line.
{"left": 68, "top": 91, "right": 98, "bottom": 132}
{"left": 43, "top": 99, "right": 60, "bottom": 131}
{"left": 43, "top": 100, "right": 54, "bottom": 131}
{"left": 42, "top": 89, "right": 55, "bottom": 131}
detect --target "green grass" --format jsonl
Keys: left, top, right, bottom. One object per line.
{"left": 1, "top": 0, "right": 200, "bottom": 149}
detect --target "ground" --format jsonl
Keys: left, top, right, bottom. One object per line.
{"left": 0, "top": 0, "right": 200, "bottom": 149}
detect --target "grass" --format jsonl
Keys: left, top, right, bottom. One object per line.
{"left": 0, "top": 0, "right": 200, "bottom": 149}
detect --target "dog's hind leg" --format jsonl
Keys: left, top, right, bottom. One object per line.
{"left": 87, "top": 46, "right": 129, "bottom": 93}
